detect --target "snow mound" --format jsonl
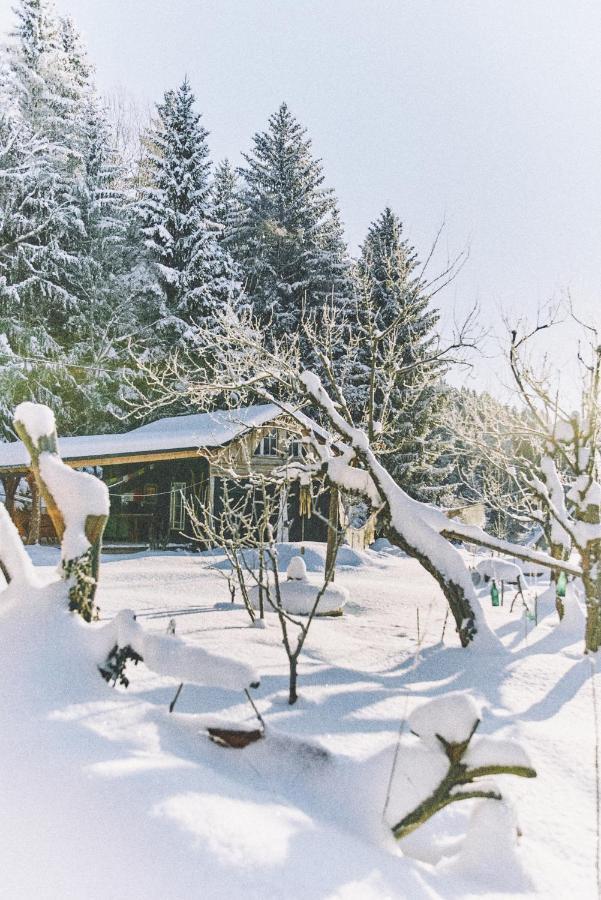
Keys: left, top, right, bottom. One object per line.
{"left": 476, "top": 557, "right": 523, "bottom": 583}
{"left": 440, "top": 800, "right": 531, "bottom": 891}
{"left": 201, "top": 542, "right": 380, "bottom": 574}
{"left": 287, "top": 555, "right": 308, "bottom": 581}
{"left": 409, "top": 693, "right": 482, "bottom": 749}
{"left": 249, "top": 577, "right": 348, "bottom": 616}
{"left": 370, "top": 537, "right": 392, "bottom": 552}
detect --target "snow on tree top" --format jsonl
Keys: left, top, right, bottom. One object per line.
{"left": 14, "top": 402, "right": 56, "bottom": 445}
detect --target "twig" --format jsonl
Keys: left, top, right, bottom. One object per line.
{"left": 169, "top": 682, "right": 184, "bottom": 713}
{"left": 245, "top": 687, "right": 265, "bottom": 731}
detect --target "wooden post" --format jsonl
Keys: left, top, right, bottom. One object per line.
{"left": 1, "top": 475, "right": 19, "bottom": 517}
{"left": 25, "top": 472, "right": 40, "bottom": 545}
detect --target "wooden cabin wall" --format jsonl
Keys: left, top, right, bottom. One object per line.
{"left": 103, "top": 457, "right": 210, "bottom": 547}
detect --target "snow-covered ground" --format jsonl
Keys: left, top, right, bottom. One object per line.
{"left": 1, "top": 542, "right": 598, "bottom": 899}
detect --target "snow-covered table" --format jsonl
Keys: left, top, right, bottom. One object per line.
{"left": 249, "top": 555, "right": 348, "bottom": 616}
{"left": 475, "top": 557, "right": 523, "bottom": 584}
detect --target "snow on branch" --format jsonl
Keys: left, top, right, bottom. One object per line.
{"left": 13, "top": 402, "right": 109, "bottom": 563}
{"left": 0, "top": 503, "right": 37, "bottom": 586}
{"left": 14, "top": 401, "right": 110, "bottom": 621}
{"left": 97, "top": 609, "right": 259, "bottom": 692}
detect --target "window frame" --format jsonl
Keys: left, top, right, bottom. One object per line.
{"left": 169, "top": 481, "right": 187, "bottom": 531}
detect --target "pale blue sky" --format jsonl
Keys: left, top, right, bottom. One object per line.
{"left": 2, "top": 0, "right": 600, "bottom": 388}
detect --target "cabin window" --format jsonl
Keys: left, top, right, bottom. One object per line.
{"left": 255, "top": 431, "right": 279, "bottom": 457}
{"left": 169, "top": 482, "right": 186, "bottom": 531}
{"left": 289, "top": 438, "right": 303, "bottom": 458}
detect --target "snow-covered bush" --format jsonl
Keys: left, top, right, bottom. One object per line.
{"left": 390, "top": 693, "right": 536, "bottom": 841}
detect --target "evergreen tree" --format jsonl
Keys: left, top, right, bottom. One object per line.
{"left": 137, "top": 78, "right": 239, "bottom": 351}
{"left": 62, "top": 99, "right": 141, "bottom": 431}
{"left": 2, "top": 0, "right": 83, "bottom": 330}
{"left": 0, "top": 0, "right": 137, "bottom": 436}
{"left": 351, "top": 207, "right": 447, "bottom": 500}
{"left": 211, "top": 158, "right": 241, "bottom": 243}
{"left": 234, "top": 103, "right": 351, "bottom": 344}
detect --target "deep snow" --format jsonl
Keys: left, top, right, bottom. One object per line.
{"left": 1, "top": 541, "right": 598, "bottom": 899}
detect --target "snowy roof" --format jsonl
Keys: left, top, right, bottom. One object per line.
{"left": 0, "top": 404, "right": 292, "bottom": 472}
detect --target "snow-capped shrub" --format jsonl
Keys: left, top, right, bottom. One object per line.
{"left": 391, "top": 692, "right": 536, "bottom": 841}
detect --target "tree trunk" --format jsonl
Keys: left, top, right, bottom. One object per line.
{"left": 325, "top": 482, "right": 339, "bottom": 582}
{"left": 581, "top": 543, "right": 601, "bottom": 652}
{"left": 549, "top": 542, "right": 567, "bottom": 620}
{"left": 289, "top": 655, "right": 298, "bottom": 705}
{"left": 574, "top": 500, "right": 601, "bottom": 652}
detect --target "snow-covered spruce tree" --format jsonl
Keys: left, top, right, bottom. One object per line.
{"left": 233, "top": 103, "right": 351, "bottom": 356}
{"left": 61, "top": 98, "right": 142, "bottom": 433}
{"left": 0, "top": 1, "right": 144, "bottom": 437}
{"left": 211, "top": 158, "right": 242, "bottom": 246}
{"left": 348, "top": 207, "right": 450, "bottom": 501}
{"left": 0, "top": 45, "right": 81, "bottom": 439}
{"left": 136, "top": 78, "right": 239, "bottom": 353}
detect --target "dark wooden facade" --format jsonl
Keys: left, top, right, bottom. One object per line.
{"left": 0, "top": 417, "right": 331, "bottom": 548}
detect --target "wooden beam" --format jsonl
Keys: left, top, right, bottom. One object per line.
{"left": 0, "top": 446, "right": 206, "bottom": 476}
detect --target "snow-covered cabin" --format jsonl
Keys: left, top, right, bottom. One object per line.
{"left": 0, "top": 404, "right": 332, "bottom": 548}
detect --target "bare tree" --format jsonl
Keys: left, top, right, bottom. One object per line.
{"left": 105, "top": 88, "right": 151, "bottom": 188}
{"left": 504, "top": 307, "right": 601, "bottom": 649}
{"left": 187, "top": 467, "right": 344, "bottom": 703}
{"left": 130, "top": 305, "right": 576, "bottom": 649}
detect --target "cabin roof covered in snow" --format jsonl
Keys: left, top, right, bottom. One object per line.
{"left": 0, "top": 404, "right": 314, "bottom": 473}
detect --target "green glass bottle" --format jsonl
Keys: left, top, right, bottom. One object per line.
{"left": 491, "top": 580, "right": 500, "bottom": 607}
{"left": 556, "top": 570, "right": 567, "bottom": 598}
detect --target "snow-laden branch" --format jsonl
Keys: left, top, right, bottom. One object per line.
{"left": 97, "top": 609, "right": 259, "bottom": 691}
{"left": 0, "top": 503, "right": 37, "bottom": 585}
